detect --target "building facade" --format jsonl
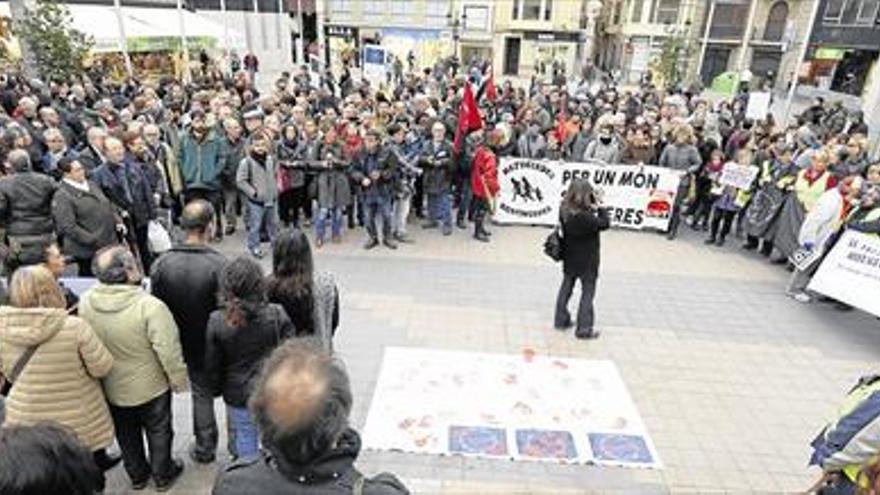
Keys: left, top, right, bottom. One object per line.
{"left": 492, "top": 0, "right": 590, "bottom": 78}
{"left": 597, "top": 0, "right": 706, "bottom": 85}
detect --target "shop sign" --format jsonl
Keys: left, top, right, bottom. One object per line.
{"left": 524, "top": 31, "right": 580, "bottom": 43}
{"left": 814, "top": 47, "right": 847, "bottom": 60}
{"left": 325, "top": 25, "right": 357, "bottom": 39}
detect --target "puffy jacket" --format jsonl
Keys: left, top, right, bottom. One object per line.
{"left": 471, "top": 146, "right": 499, "bottom": 200}
{"left": 0, "top": 171, "right": 57, "bottom": 237}
{"left": 150, "top": 244, "right": 226, "bottom": 371}
{"left": 178, "top": 130, "right": 224, "bottom": 191}
{"left": 79, "top": 283, "right": 188, "bottom": 407}
{"left": 51, "top": 180, "right": 118, "bottom": 261}
{"left": 0, "top": 307, "right": 114, "bottom": 451}
{"left": 212, "top": 428, "right": 409, "bottom": 495}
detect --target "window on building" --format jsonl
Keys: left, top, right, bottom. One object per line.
{"left": 857, "top": 0, "right": 880, "bottom": 24}
{"left": 329, "top": 0, "right": 351, "bottom": 15}
{"left": 522, "top": 0, "right": 542, "bottom": 20}
{"left": 824, "top": 0, "right": 846, "bottom": 21}
{"left": 763, "top": 1, "right": 789, "bottom": 41}
{"left": 653, "top": 0, "right": 680, "bottom": 24}
{"left": 709, "top": 2, "right": 748, "bottom": 38}
{"left": 390, "top": 0, "right": 414, "bottom": 16}
{"left": 631, "top": 0, "right": 644, "bottom": 22}
{"left": 364, "top": 0, "right": 384, "bottom": 20}
{"left": 464, "top": 5, "right": 490, "bottom": 30}
{"left": 544, "top": 0, "right": 552, "bottom": 20}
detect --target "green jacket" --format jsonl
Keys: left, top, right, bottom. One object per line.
{"left": 79, "top": 283, "right": 188, "bottom": 407}
{"left": 178, "top": 129, "right": 224, "bottom": 191}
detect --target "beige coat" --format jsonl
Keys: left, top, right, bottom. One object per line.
{"left": 79, "top": 283, "right": 188, "bottom": 407}
{"left": 0, "top": 307, "right": 114, "bottom": 451}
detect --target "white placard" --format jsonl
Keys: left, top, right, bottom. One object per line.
{"left": 718, "top": 162, "right": 759, "bottom": 190}
{"left": 808, "top": 231, "right": 880, "bottom": 317}
{"left": 746, "top": 91, "right": 771, "bottom": 121}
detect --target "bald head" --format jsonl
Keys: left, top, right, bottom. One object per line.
{"left": 180, "top": 199, "right": 215, "bottom": 240}
{"left": 249, "top": 339, "right": 352, "bottom": 464}
{"left": 93, "top": 245, "right": 139, "bottom": 285}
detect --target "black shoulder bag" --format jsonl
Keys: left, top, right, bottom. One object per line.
{"left": 0, "top": 346, "right": 39, "bottom": 397}
{"left": 543, "top": 221, "right": 564, "bottom": 262}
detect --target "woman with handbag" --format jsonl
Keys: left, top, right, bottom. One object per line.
{"left": 553, "top": 178, "right": 610, "bottom": 340}
{"left": 0, "top": 265, "right": 120, "bottom": 489}
{"left": 204, "top": 256, "right": 295, "bottom": 460}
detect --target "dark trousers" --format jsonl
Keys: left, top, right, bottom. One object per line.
{"left": 108, "top": 390, "right": 175, "bottom": 484}
{"left": 710, "top": 208, "right": 737, "bottom": 240}
{"left": 188, "top": 368, "right": 218, "bottom": 459}
{"left": 278, "top": 187, "right": 309, "bottom": 226}
{"left": 473, "top": 197, "right": 490, "bottom": 235}
{"left": 134, "top": 225, "right": 152, "bottom": 273}
{"left": 75, "top": 257, "right": 94, "bottom": 277}
{"left": 363, "top": 196, "right": 392, "bottom": 241}
{"left": 555, "top": 273, "right": 597, "bottom": 332}
{"left": 456, "top": 178, "right": 473, "bottom": 223}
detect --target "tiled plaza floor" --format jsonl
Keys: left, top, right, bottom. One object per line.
{"left": 104, "top": 221, "right": 880, "bottom": 494}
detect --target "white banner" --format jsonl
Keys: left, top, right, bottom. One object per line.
{"left": 494, "top": 158, "right": 684, "bottom": 230}
{"left": 808, "top": 231, "right": 880, "bottom": 317}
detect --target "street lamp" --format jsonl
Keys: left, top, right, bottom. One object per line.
{"left": 447, "top": 9, "right": 467, "bottom": 66}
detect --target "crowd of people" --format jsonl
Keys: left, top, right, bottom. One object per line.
{"left": 0, "top": 50, "right": 876, "bottom": 493}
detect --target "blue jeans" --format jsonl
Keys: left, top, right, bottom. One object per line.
{"left": 226, "top": 405, "right": 259, "bottom": 460}
{"left": 316, "top": 207, "right": 343, "bottom": 241}
{"left": 363, "top": 196, "right": 392, "bottom": 241}
{"left": 427, "top": 192, "right": 452, "bottom": 228}
{"left": 246, "top": 201, "right": 278, "bottom": 252}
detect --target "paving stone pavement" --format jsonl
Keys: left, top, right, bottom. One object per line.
{"left": 103, "top": 221, "right": 880, "bottom": 494}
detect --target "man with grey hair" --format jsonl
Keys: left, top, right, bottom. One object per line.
{"left": 78, "top": 126, "right": 108, "bottom": 172}
{"left": 0, "top": 149, "right": 57, "bottom": 270}
{"left": 79, "top": 245, "right": 188, "bottom": 492}
{"left": 41, "top": 127, "right": 76, "bottom": 179}
{"left": 213, "top": 339, "right": 409, "bottom": 495}
{"left": 220, "top": 117, "right": 246, "bottom": 235}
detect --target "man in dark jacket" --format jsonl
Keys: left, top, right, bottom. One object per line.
{"left": 351, "top": 130, "right": 397, "bottom": 250}
{"left": 151, "top": 199, "right": 227, "bottom": 465}
{"left": 51, "top": 157, "right": 118, "bottom": 276}
{"left": 212, "top": 339, "right": 409, "bottom": 495}
{"left": 92, "top": 136, "right": 157, "bottom": 270}
{"left": 77, "top": 126, "right": 108, "bottom": 173}
{"left": 0, "top": 149, "right": 58, "bottom": 271}
{"left": 419, "top": 121, "right": 455, "bottom": 235}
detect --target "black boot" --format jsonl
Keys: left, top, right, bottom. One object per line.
{"left": 93, "top": 448, "right": 122, "bottom": 472}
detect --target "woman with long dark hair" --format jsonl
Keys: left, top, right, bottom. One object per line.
{"left": 266, "top": 229, "right": 339, "bottom": 350}
{"left": 204, "top": 256, "right": 294, "bottom": 460}
{"left": 554, "top": 178, "right": 610, "bottom": 340}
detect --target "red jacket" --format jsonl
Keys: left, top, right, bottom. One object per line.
{"left": 471, "top": 146, "right": 499, "bottom": 199}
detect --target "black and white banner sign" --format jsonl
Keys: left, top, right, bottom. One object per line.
{"left": 493, "top": 158, "right": 684, "bottom": 230}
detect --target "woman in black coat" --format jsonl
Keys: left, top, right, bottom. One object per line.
{"left": 554, "top": 178, "right": 610, "bottom": 339}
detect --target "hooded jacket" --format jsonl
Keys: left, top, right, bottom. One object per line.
{"left": 0, "top": 307, "right": 114, "bottom": 451}
{"left": 79, "top": 283, "right": 188, "bottom": 407}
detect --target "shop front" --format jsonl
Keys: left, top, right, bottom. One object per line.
{"left": 521, "top": 31, "right": 580, "bottom": 77}
{"left": 324, "top": 24, "right": 359, "bottom": 74}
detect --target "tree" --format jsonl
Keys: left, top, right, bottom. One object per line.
{"left": 13, "top": 0, "right": 93, "bottom": 81}
{"left": 651, "top": 33, "right": 689, "bottom": 90}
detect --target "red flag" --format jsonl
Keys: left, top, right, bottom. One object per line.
{"left": 453, "top": 82, "right": 483, "bottom": 154}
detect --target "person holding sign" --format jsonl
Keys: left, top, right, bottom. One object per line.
{"left": 706, "top": 148, "right": 759, "bottom": 247}
{"left": 554, "top": 179, "right": 610, "bottom": 340}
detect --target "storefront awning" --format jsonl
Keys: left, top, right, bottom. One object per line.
{"left": 0, "top": 3, "right": 245, "bottom": 53}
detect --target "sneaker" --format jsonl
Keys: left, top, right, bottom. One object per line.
{"left": 154, "top": 459, "right": 184, "bottom": 492}
{"left": 793, "top": 292, "right": 812, "bottom": 304}
{"left": 364, "top": 238, "right": 379, "bottom": 250}
{"left": 442, "top": 225, "right": 453, "bottom": 236}
{"left": 383, "top": 239, "right": 398, "bottom": 250}
{"left": 456, "top": 219, "right": 467, "bottom": 230}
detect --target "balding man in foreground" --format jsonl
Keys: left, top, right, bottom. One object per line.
{"left": 212, "top": 339, "right": 409, "bottom": 495}
{"left": 80, "top": 245, "right": 188, "bottom": 492}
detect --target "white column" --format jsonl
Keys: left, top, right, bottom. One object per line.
{"left": 784, "top": 0, "right": 822, "bottom": 123}
{"left": 696, "top": 0, "right": 716, "bottom": 83}
{"left": 220, "top": 0, "right": 229, "bottom": 61}
{"left": 584, "top": 0, "right": 602, "bottom": 65}
{"left": 737, "top": 0, "right": 759, "bottom": 82}
{"left": 176, "top": 0, "right": 190, "bottom": 82}
{"left": 113, "top": 0, "right": 133, "bottom": 78}
{"left": 297, "top": 0, "right": 305, "bottom": 64}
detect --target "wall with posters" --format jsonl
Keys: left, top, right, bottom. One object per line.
{"left": 808, "top": 231, "right": 880, "bottom": 317}
{"left": 493, "top": 158, "right": 684, "bottom": 231}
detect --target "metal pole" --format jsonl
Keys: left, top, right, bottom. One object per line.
{"left": 297, "top": 0, "right": 305, "bottom": 64}
{"left": 113, "top": 0, "right": 133, "bottom": 78}
{"left": 176, "top": 0, "right": 190, "bottom": 82}
{"left": 784, "top": 0, "right": 822, "bottom": 123}
{"left": 737, "top": 0, "right": 759, "bottom": 82}
{"left": 220, "top": 0, "right": 229, "bottom": 63}
{"left": 695, "top": 0, "right": 715, "bottom": 85}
